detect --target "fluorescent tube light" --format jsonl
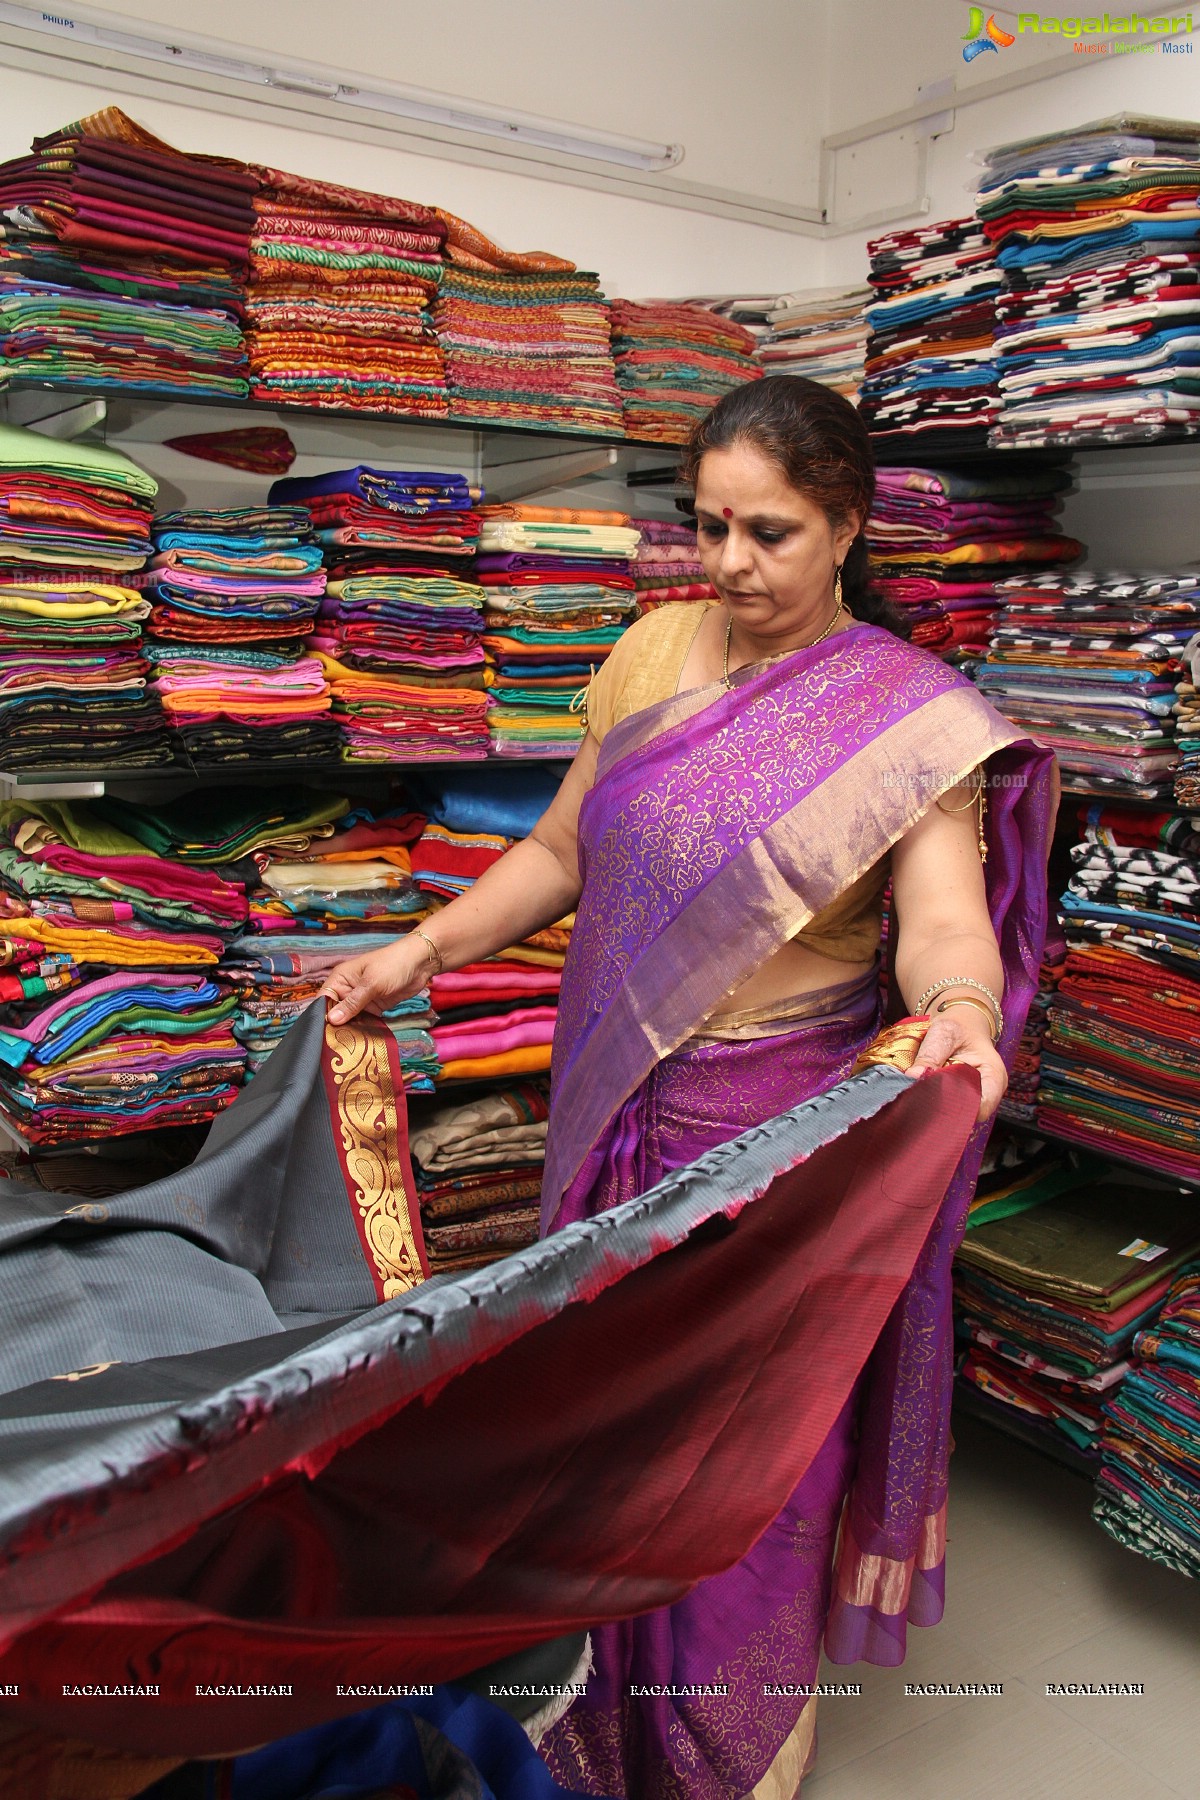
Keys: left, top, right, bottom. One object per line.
{"left": 0, "top": 2, "right": 683, "bottom": 172}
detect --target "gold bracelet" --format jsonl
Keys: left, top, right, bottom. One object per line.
{"left": 933, "top": 994, "right": 998, "bottom": 1041}
{"left": 915, "top": 976, "right": 1003, "bottom": 1037}
{"left": 413, "top": 926, "right": 444, "bottom": 976}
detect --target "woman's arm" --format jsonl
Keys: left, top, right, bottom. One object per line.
{"left": 889, "top": 771, "right": 1007, "bottom": 1122}
{"left": 323, "top": 732, "right": 600, "bottom": 1023}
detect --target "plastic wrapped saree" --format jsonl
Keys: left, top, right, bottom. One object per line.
{"left": 537, "top": 620, "right": 1057, "bottom": 1799}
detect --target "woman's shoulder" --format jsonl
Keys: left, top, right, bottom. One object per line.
{"left": 622, "top": 602, "right": 713, "bottom": 655}
{"left": 586, "top": 604, "right": 713, "bottom": 741}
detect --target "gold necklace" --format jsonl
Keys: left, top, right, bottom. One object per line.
{"left": 722, "top": 597, "right": 845, "bottom": 690}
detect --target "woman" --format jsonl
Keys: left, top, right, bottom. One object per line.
{"left": 323, "top": 377, "right": 1058, "bottom": 1798}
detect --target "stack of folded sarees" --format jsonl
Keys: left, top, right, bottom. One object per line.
{"left": 144, "top": 504, "right": 337, "bottom": 768}
{"left": 0, "top": 106, "right": 251, "bottom": 397}
{"left": 867, "top": 461, "right": 1080, "bottom": 659}
{"left": 752, "top": 284, "right": 871, "bottom": 398}
{"left": 1035, "top": 805, "right": 1200, "bottom": 1182}
{"left": 0, "top": 422, "right": 170, "bottom": 772}
{"left": 998, "top": 918, "right": 1067, "bottom": 1128}
{"left": 1176, "top": 631, "right": 1200, "bottom": 808}
{"left": 861, "top": 218, "right": 1004, "bottom": 459}
{"left": 609, "top": 300, "right": 761, "bottom": 442}
{"left": 222, "top": 936, "right": 436, "bottom": 1087}
{"left": 271, "top": 465, "right": 489, "bottom": 760}
{"left": 477, "top": 506, "right": 638, "bottom": 755}
{"left": 96, "top": 782, "right": 434, "bottom": 1073}
{"left": 103, "top": 778, "right": 428, "bottom": 934}
{"left": 0, "top": 797, "right": 246, "bottom": 1143}
{"left": 434, "top": 212, "right": 622, "bottom": 434}
{"left": 977, "top": 117, "right": 1200, "bottom": 448}
{"left": 974, "top": 570, "right": 1199, "bottom": 798}
{"left": 954, "top": 1156, "right": 1200, "bottom": 1464}
{"left": 630, "top": 517, "right": 715, "bottom": 612}
{"left": 404, "top": 765, "right": 568, "bottom": 1084}
{"left": 1093, "top": 1257, "right": 1200, "bottom": 1579}
{"left": 245, "top": 167, "right": 448, "bottom": 417}
{"left": 408, "top": 1082, "right": 549, "bottom": 1273}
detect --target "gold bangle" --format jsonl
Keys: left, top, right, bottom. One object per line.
{"left": 413, "top": 926, "right": 444, "bottom": 976}
{"left": 933, "top": 994, "right": 998, "bottom": 1041}
{"left": 916, "top": 976, "right": 1003, "bottom": 1037}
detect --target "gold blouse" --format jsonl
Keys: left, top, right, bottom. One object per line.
{"left": 584, "top": 604, "right": 891, "bottom": 964}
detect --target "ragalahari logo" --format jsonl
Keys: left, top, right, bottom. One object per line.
{"left": 963, "top": 8, "right": 1017, "bottom": 56}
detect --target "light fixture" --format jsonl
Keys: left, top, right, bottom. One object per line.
{"left": 0, "top": 1, "right": 684, "bottom": 173}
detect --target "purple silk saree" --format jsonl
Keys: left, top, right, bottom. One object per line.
{"left": 538, "top": 622, "right": 1057, "bottom": 1799}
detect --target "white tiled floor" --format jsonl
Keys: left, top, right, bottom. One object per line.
{"left": 802, "top": 1409, "right": 1199, "bottom": 1800}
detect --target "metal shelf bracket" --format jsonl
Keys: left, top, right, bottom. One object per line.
{"left": 2, "top": 390, "right": 108, "bottom": 440}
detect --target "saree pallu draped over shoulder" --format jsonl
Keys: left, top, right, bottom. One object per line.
{"left": 538, "top": 622, "right": 1057, "bottom": 1800}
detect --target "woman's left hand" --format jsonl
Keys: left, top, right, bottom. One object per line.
{"left": 907, "top": 1011, "right": 1007, "bottom": 1124}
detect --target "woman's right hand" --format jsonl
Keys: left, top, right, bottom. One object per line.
{"left": 321, "top": 933, "right": 435, "bottom": 1025}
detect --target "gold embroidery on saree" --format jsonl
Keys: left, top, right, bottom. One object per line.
{"left": 324, "top": 1018, "right": 426, "bottom": 1299}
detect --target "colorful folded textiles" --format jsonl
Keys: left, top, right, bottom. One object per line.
{"left": 1032, "top": 803, "right": 1200, "bottom": 1179}
{"left": 478, "top": 504, "right": 637, "bottom": 755}
{"left": 435, "top": 262, "right": 622, "bottom": 435}
{"left": 269, "top": 466, "right": 488, "bottom": 759}
{"left": 408, "top": 1081, "right": 549, "bottom": 1271}
{"left": 240, "top": 798, "right": 429, "bottom": 939}
{"left": 147, "top": 505, "right": 325, "bottom": 643}
{"left": 0, "top": 969, "right": 242, "bottom": 1144}
{"left": 94, "top": 785, "right": 351, "bottom": 866}
{"left": 752, "top": 284, "right": 871, "bottom": 399}
{"left": 954, "top": 1159, "right": 1200, "bottom": 1459}
{"left": 974, "top": 570, "right": 1197, "bottom": 797}
{"left": 0, "top": 281, "right": 248, "bottom": 397}
{"left": 1176, "top": 630, "right": 1200, "bottom": 808}
{"left": 0, "top": 108, "right": 253, "bottom": 395}
{"left": 245, "top": 167, "right": 448, "bottom": 417}
{"left": 316, "top": 652, "right": 489, "bottom": 759}
{"left": 145, "top": 642, "right": 338, "bottom": 769}
{"left": 0, "top": 421, "right": 157, "bottom": 565}
{"left": 861, "top": 218, "right": 1004, "bottom": 459}
{"left": 629, "top": 516, "right": 715, "bottom": 613}
{"left": 609, "top": 300, "right": 760, "bottom": 442}
{"left": 430, "top": 938, "right": 566, "bottom": 1082}
{"left": 0, "top": 795, "right": 248, "bottom": 1144}
{"left": 0, "top": 799, "right": 246, "bottom": 934}
{"left": 867, "top": 461, "right": 1079, "bottom": 660}
{"left": 977, "top": 118, "right": 1200, "bottom": 448}
{"left": 222, "top": 933, "right": 435, "bottom": 1084}
{"left": 998, "top": 921, "right": 1067, "bottom": 1128}
{"left": 412, "top": 824, "right": 511, "bottom": 899}
{"left": 1094, "top": 1259, "right": 1200, "bottom": 1579}
{"left": 0, "top": 425, "right": 170, "bottom": 771}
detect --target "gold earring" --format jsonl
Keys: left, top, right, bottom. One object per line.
{"left": 834, "top": 566, "right": 843, "bottom": 610}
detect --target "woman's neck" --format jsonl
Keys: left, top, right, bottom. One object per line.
{"left": 725, "top": 600, "right": 856, "bottom": 669}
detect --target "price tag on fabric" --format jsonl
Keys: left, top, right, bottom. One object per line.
{"left": 1117, "top": 1239, "right": 1170, "bottom": 1262}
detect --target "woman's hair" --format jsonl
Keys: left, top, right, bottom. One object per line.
{"left": 680, "top": 375, "right": 911, "bottom": 640}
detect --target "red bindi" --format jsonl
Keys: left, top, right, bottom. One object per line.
{"left": 722, "top": 507, "right": 733, "bottom": 519}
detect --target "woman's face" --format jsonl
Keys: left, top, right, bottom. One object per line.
{"left": 694, "top": 441, "right": 859, "bottom": 640}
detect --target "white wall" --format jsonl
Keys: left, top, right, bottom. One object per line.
{"left": 0, "top": 0, "right": 832, "bottom": 297}
{"left": 822, "top": 2, "right": 1200, "bottom": 282}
